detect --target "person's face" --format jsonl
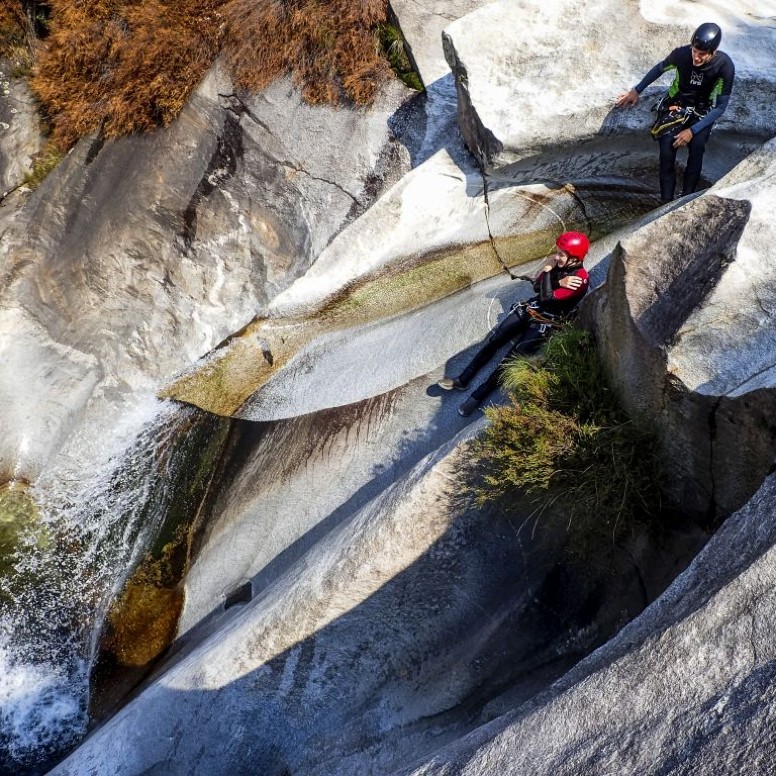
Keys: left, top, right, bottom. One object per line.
{"left": 691, "top": 46, "right": 714, "bottom": 66}
{"left": 555, "top": 249, "right": 571, "bottom": 267}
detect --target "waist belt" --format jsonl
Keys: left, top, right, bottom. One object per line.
{"left": 526, "top": 306, "right": 564, "bottom": 327}
{"left": 650, "top": 96, "right": 707, "bottom": 139}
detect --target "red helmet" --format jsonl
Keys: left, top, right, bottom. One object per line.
{"left": 556, "top": 231, "right": 589, "bottom": 262}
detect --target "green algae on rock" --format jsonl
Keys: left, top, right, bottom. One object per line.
{"left": 0, "top": 481, "right": 48, "bottom": 586}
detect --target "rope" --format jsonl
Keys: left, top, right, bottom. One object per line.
{"left": 510, "top": 187, "right": 569, "bottom": 232}
{"left": 486, "top": 181, "right": 573, "bottom": 278}
{"left": 526, "top": 306, "right": 563, "bottom": 327}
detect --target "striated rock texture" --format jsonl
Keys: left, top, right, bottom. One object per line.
{"left": 173, "top": 200, "right": 678, "bottom": 647}
{"left": 586, "top": 137, "right": 776, "bottom": 521}
{"left": 50, "top": 408, "right": 704, "bottom": 776}
{"left": 0, "top": 62, "right": 411, "bottom": 484}
{"left": 0, "top": 60, "right": 43, "bottom": 197}
{"left": 403, "top": 472, "right": 776, "bottom": 776}
{"left": 7, "top": 0, "right": 776, "bottom": 773}
{"left": 163, "top": 150, "right": 658, "bottom": 419}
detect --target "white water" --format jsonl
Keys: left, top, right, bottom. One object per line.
{"left": 0, "top": 395, "right": 192, "bottom": 774}
{"left": 0, "top": 646, "right": 86, "bottom": 771}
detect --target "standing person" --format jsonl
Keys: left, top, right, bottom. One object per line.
{"left": 615, "top": 22, "right": 735, "bottom": 204}
{"left": 439, "top": 231, "right": 590, "bottom": 417}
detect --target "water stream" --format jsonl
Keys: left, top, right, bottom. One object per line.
{"left": 0, "top": 397, "right": 204, "bottom": 774}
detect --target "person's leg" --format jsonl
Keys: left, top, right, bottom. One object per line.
{"left": 458, "top": 324, "right": 548, "bottom": 416}
{"left": 658, "top": 134, "right": 678, "bottom": 202}
{"left": 441, "top": 306, "right": 529, "bottom": 390}
{"left": 510, "top": 324, "right": 548, "bottom": 356}
{"left": 458, "top": 364, "right": 502, "bottom": 416}
{"left": 682, "top": 124, "right": 713, "bottom": 196}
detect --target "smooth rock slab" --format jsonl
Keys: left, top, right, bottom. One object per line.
{"left": 0, "top": 61, "right": 43, "bottom": 197}
{"left": 177, "top": 197, "right": 689, "bottom": 642}
{"left": 0, "top": 63, "right": 411, "bottom": 483}
{"left": 391, "top": 0, "right": 493, "bottom": 87}
{"left": 403, "top": 472, "right": 776, "bottom": 776}
{"left": 164, "top": 143, "right": 656, "bottom": 420}
{"left": 51, "top": 402, "right": 704, "bottom": 776}
{"left": 442, "top": 0, "right": 776, "bottom": 175}
{"left": 587, "top": 136, "right": 776, "bottom": 519}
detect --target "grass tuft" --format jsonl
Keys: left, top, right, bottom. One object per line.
{"left": 21, "top": 141, "right": 63, "bottom": 188}
{"left": 471, "top": 327, "right": 663, "bottom": 553}
{"left": 378, "top": 22, "right": 422, "bottom": 92}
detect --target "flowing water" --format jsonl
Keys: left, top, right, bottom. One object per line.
{"left": 0, "top": 397, "right": 204, "bottom": 774}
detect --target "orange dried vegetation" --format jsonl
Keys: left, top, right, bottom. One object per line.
{"left": 31, "top": 0, "right": 226, "bottom": 149}
{"left": 223, "top": 0, "right": 390, "bottom": 105}
{"left": 0, "top": 0, "right": 28, "bottom": 56}
{"left": 28, "top": 0, "right": 391, "bottom": 150}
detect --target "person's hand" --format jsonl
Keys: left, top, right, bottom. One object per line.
{"left": 559, "top": 275, "right": 583, "bottom": 290}
{"left": 615, "top": 89, "right": 639, "bottom": 108}
{"left": 673, "top": 128, "right": 694, "bottom": 148}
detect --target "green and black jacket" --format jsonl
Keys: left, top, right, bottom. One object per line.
{"left": 634, "top": 45, "right": 735, "bottom": 135}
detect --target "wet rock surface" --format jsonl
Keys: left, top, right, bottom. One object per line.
{"left": 5, "top": 1, "right": 776, "bottom": 774}
{"left": 50, "top": 409, "right": 707, "bottom": 776}
{"left": 403, "top": 473, "right": 776, "bottom": 776}
{"left": 0, "top": 63, "right": 411, "bottom": 484}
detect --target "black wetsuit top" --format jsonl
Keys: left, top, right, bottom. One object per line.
{"left": 532, "top": 263, "right": 589, "bottom": 316}
{"left": 635, "top": 45, "right": 735, "bottom": 134}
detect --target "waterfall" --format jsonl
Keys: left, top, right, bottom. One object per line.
{"left": 0, "top": 396, "right": 216, "bottom": 774}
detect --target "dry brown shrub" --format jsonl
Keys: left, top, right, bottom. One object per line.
{"left": 0, "top": 0, "right": 29, "bottom": 57}
{"left": 223, "top": 0, "right": 390, "bottom": 105}
{"left": 27, "top": 0, "right": 391, "bottom": 150}
{"left": 30, "top": 0, "right": 227, "bottom": 149}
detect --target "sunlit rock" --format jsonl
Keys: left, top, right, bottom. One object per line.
{"left": 0, "top": 62, "right": 411, "bottom": 484}
{"left": 50, "top": 414, "right": 705, "bottom": 776}
{"left": 0, "top": 60, "right": 43, "bottom": 197}
{"left": 163, "top": 149, "right": 656, "bottom": 419}
{"left": 443, "top": 0, "right": 776, "bottom": 179}
{"left": 587, "top": 137, "right": 776, "bottom": 520}
{"left": 8, "top": 0, "right": 776, "bottom": 772}
{"left": 392, "top": 0, "right": 492, "bottom": 87}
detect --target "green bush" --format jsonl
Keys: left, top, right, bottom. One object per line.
{"left": 471, "top": 327, "right": 662, "bottom": 551}
{"left": 378, "top": 23, "right": 423, "bottom": 92}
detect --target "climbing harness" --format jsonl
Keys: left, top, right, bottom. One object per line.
{"left": 650, "top": 96, "right": 706, "bottom": 139}
{"left": 526, "top": 306, "right": 564, "bottom": 329}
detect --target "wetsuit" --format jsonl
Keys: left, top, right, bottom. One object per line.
{"left": 634, "top": 46, "right": 735, "bottom": 201}
{"left": 458, "top": 263, "right": 589, "bottom": 406}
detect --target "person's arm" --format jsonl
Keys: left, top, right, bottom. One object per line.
{"left": 690, "top": 94, "right": 730, "bottom": 134}
{"left": 536, "top": 268, "right": 589, "bottom": 303}
{"left": 551, "top": 269, "right": 589, "bottom": 302}
{"left": 691, "top": 58, "right": 735, "bottom": 134}
{"left": 633, "top": 62, "right": 669, "bottom": 94}
{"left": 616, "top": 52, "right": 675, "bottom": 107}
{"left": 537, "top": 270, "right": 554, "bottom": 302}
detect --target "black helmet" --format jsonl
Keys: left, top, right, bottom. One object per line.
{"left": 691, "top": 22, "right": 721, "bottom": 52}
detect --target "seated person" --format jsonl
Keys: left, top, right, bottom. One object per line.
{"left": 439, "top": 231, "right": 590, "bottom": 416}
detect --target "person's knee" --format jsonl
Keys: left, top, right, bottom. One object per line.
{"left": 659, "top": 141, "right": 676, "bottom": 169}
